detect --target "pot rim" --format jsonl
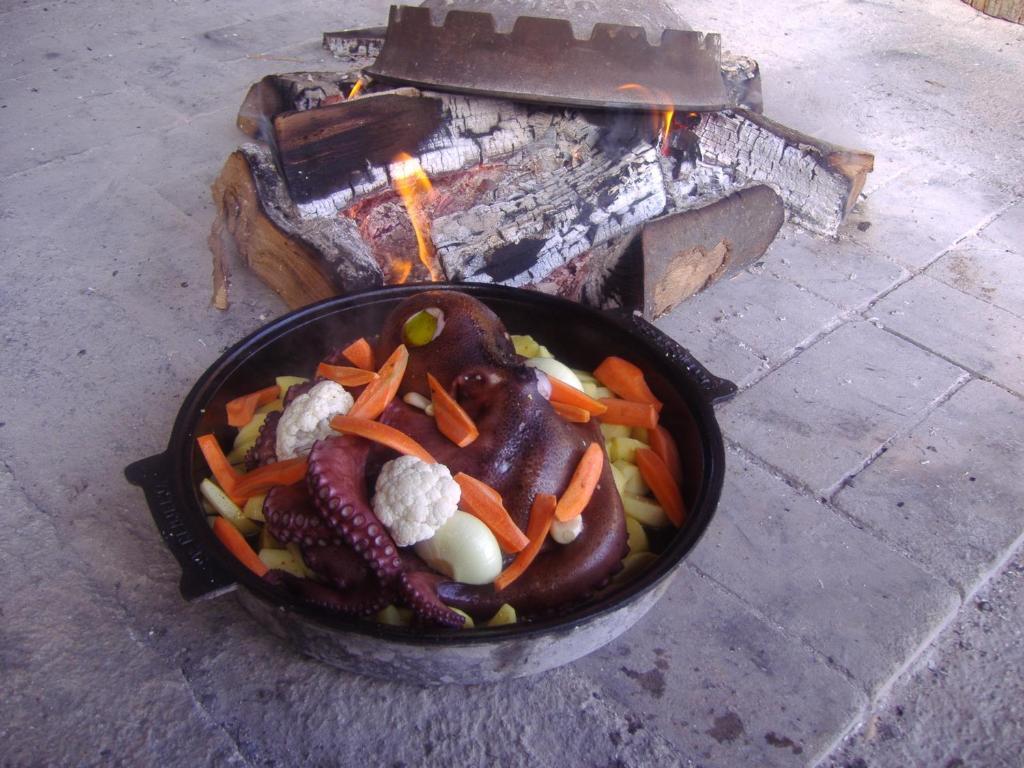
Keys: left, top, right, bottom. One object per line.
{"left": 158, "top": 282, "right": 730, "bottom": 646}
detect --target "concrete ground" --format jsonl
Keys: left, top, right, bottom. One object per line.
{"left": 2, "top": 0, "right": 1022, "bottom": 765}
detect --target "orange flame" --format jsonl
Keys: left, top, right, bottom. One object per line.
{"left": 391, "top": 153, "right": 444, "bottom": 282}
{"left": 616, "top": 84, "right": 675, "bottom": 155}
{"left": 347, "top": 78, "right": 365, "bottom": 100}
{"left": 659, "top": 107, "right": 675, "bottom": 156}
{"left": 391, "top": 259, "right": 413, "bottom": 284}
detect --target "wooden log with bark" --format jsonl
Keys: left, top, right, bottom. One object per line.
{"left": 209, "top": 71, "right": 872, "bottom": 313}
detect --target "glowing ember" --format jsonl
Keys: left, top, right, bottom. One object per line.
{"left": 391, "top": 153, "right": 444, "bottom": 281}
{"left": 347, "top": 78, "right": 366, "bottom": 100}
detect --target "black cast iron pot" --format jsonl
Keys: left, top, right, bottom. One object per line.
{"left": 126, "top": 284, "right": 735, "bottom": 684}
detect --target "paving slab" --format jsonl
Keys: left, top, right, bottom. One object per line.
{"left": 847, "top": 164, "right": 1007, "bottom": 271}
{"left": 872, "top": 274, "right": 1024, "bottom": 396}
{"left": 978, "top": 199, "right": 1024, "bottom": 253}
{"left": 656, "top": 311, "right": 770, "bottom": 391}
{"left": 120, "top": 591, "right": 690, "bottom": 768}
{"left": 758, "top": 226, "right": 908, "bottom": 312}
{"left": 834, "top": 379, "right": 1024, "bottom": 594}
{"left": 720, "top": 321, "right": 968, "bottom": 496}
{"left": 574, "top": 567, "right": 865, "bottom": 767}
{"left": 690, "top": 453, "right": 959, "bottom": 694}
{"left": 825, "top": 550, "right": 1024, "bottom": 768}
{"left": 657, "top": 269, "right": 843, "bottom": 389}
{"left": 926, "top": 235, "right": 1024, "bottom": 319}
{"left": 0, "top": 466, "right": 249, "bottom": 768}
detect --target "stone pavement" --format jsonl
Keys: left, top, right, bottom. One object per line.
{"left": 1, "top": 0, "right": 1022, "bottom": 765}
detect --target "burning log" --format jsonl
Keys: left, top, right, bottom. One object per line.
{"left": 210, "top": 65, "right": 871, "bottom": 312}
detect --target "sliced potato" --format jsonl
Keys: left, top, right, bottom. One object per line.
{"left": 535, "top": 344, "right": 554, "bottom": 358}
{"left": 200, "top": 478, "right": 259, "bottom": 535}
{"left": 234, "top": 412, "right": 269, "bottom": 448}
{"left": 243, "top": 493, "right": 267, "bottom": 522}
{"left": 613, "top": 460, "right": 650, "bottom": 497}
{"left": 486, "top": 603, "right": 517, "bottom": 627}
{"left": 255, "top": 398, "right": 284, "bottom": 415}
{"left": 227, "top": 438, "right": 256, "bottom": 466}
{"left": 276, "top": 376, "right": 308, "bottom": 400}
{"left": 631, "top": 427, "right": 650, "bottom": 442}
{"left": 510, "top": 334, "right": 541, "bottom": 358}
{"left": 259, "top": 526, "right": 284, "bottom": 551}
{"left": 449, "top": 607, "right": 475, "bottom": 629}
{"left": 622, "top": 493, "right": 671, "bottom": 527}
{"left": 610, "top": 462, "right": 627, "bottom": 496}
{"left": 583, "top": 381, "right": 614, "bottom": 399}
{"left": 600, "top": 423, "right": 632, "bottom": 441}
{"left": 525, "top": 356, "right": 583, "bottom": 390}
{"left": 615, "top": 551, "right": 658, "bottom": 582}
{"left": 608, "top": 436, "right": 648, "bottom": 464}
{"left": 258, "top": 547, "right": 307, "bottom": 578}
{"left": 376, "top": 604, "right": 414, "bottom": 626}
{"left": 625, "top": 516, "right": 649, "bottom": 554}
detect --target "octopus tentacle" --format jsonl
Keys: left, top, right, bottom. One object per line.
{"left": 283, "top": 379, "right": 316, "bottom": 408}
{"left": 301, "top": 543, "right": 373, "bottom": 591}
{"left": 263, "top": 484, "right": 342, "bottom": 547}
{"left": 306, "top": 436, "right": 403, "bottom": 583}
{"left": 399, "top": 571, "right": 466, "bottom": 628}
{"left": 272, "top": 571, "right": 393, "bottom": 616}
{"left": 244, "top": 410, "right": 280, "bottom": 470}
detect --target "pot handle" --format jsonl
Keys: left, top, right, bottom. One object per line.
{"left": 125, "top": 452, "right": 237, "bottom": 602}
{"left": 621, "top": 311, "right": 738, "bottom": 404}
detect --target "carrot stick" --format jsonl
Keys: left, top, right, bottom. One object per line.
{"left": 348, "top": 344, "right": 409, "bottom": 420}
{"left": 330, "top": 415, "right": 436, "bottom": 464}
{"left": 212, "top": 517, "right": 268, "bottom": 577}
{"left": 649, "top": 425, "right": 683, "bottom": 486}
{"left": 225, "top": 385, "right": 280, "bottom": 427}
{"left": 551, "top": 401, "right": 591, "bottom": 423}
{"left": 341, "top": 337, "right": 375, "bottom": 370}
{"left": 454, "top": 473, "right": 530, "bottom": 553}
{"left": 315, "top": 363, "right": 379, "bottom": 388}
{"left": 597, "top": 398, "right": 659, "bottom": 430}
{"left": 635, "top": 448, "right": 686, "bottom": 527}
{"left": 547, "top": 376, "right": 608, "bottom": 415}
{"left": 197, "top": 434, "right": 241, "bottom": 495}
{"left": 233, "top": 457, "right": 309, "bottom": 498}
{"left": 554, "top": 442, "right": 605, "bottom": 522}
{"left": 594, "top": 356, "right": 663, "bottom": 412}
{"left": 494, "top": 493, "right": 557, "bottom": 591}
{"left": 426, "top": 373, "right": 479, "bottom": 447}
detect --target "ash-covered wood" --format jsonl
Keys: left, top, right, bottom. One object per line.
{"left": 692, "top": 110, "right": 874, "bottom": 235}
{"left": 274, "top": 92, "right": 444, "bottom": 204}
{"left": 211, "top": 69, "right": 871, "bottom": 312}
{"left": 208, "top": 146, "right": 383, "bottom": 309}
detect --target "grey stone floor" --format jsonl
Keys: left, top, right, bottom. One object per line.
{"left": 2, "top": 0, "right": 1022, "bottom": 765}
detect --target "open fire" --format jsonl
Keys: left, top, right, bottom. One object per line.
{"left": 209, "top": 5, "right": 873, "bottom": 316}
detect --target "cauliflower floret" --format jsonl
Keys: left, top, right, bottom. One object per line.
{"left": 275, "top": 380, "right": 353, "bottom": 459}
{"left": 373, "top": 456, "right": 460, "bottom": 546}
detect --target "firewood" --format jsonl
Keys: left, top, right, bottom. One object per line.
{"left": 640, "top": 185, "right": 784, "bottom": 319}
{"left": 210, "top": 76, "right": 872, "bottom": 310}
{"left": 962, "top": 0, "right": 1023, "bottom": 22}
{"left": 273, "top": 92, "right": 444, "bottom": 204}
{"left": 208, "top": 147, "right": 383, "bottom": 309}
